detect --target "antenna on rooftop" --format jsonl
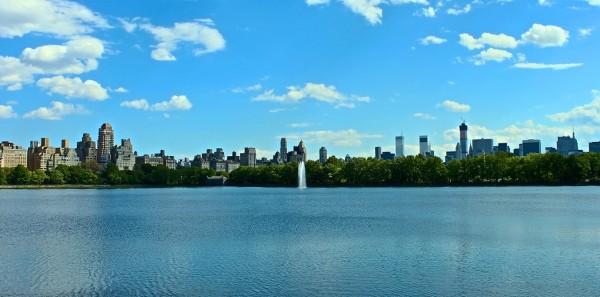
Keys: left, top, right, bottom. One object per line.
{"left": 460, "top": 115, "right": 466, "bottom": 124}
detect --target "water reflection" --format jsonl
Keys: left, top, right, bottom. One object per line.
{"left": 1, "top": 187, "right": 600, "bottom": 295}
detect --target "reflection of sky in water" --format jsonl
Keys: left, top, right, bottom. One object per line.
{"left": 1, "top": 187, "right": 600, "bottom": 295}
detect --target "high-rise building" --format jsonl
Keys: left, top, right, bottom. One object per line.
{"left": 97, "top": 123, "right": 114, "bottom": 166}
{"left": 459, "top": 122, "right": 468, "bottom": 159}
{"left": 111, "top": 139, "right": 136, "bottom": 170}
{"left": 280, "top": 138, "right": 287, "bottom": 163}
{"left": 319, "top": 146, "right": 327, "bottom": 164}
{"left": 419, "top": 135, "right": 431, "bottom": 156}
{"left": 497, "top": 143, "right": 510, "bottom": 153}
{"left": 519, "top": 139, "right": 541, "bottom": 156}
{"left": 240, "top": 147, "right": 257, "bottom": 167}
{"left": 395, "top": 135, "right": 404, "bottom": 158}
{"left": 557, "top": 132, "right": 579, "bottom": 156}
{"left": 471, "top": 138, "right": 494, "bottom": 156}
{"left": 590, "top": 141, "right": 600, "bottom": 153}
{"left": 76, "top": 133, "right": 97, "bottom": 163}
{"left": 299, "top": 140, "right": 307, "bottom": 162}
{"left": 27, "top": 138, "right": 55, "bottom": 171}
{"left": 375, "top": 147, "right": 382, "bottom": 159}
{"left": 0, "top": 141, "right": 27, "bottom": 168}
{"left": 381, "top": 152, "right": 395, "bottom": 160}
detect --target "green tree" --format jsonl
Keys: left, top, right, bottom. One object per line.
{"left": 29, "top": 170, "right": 48, "bottom": 185}
{"left": 0, "top": 168, "right": 7, "bottom": 185}
{"left": 7, "top": 165, "right": 30, "bottom": 185}
{"left": 47, "top": 170, "right": 65, "bottom": 185}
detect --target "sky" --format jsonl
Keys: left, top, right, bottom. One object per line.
{"left": 1, "top": 0, "right": 600, "bottom": 160}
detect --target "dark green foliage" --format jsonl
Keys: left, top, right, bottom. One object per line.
{"left": 7, "top": 165, "right": 30, "bottom": 185}
{"left": 0, "top": 168, "right": 7, "bottom": 185}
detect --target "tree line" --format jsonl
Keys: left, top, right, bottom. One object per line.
{"left": 2, "top": 152, "right": 600, "bottom": 187}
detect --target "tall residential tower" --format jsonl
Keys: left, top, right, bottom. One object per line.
{"left": 395, "top": 135, "right": 404, "bottom": 158}
{"left": 459, "top": 121, "right": 468, "bottom": 159}
{"left": 97, "top": 123, "right": 115, "bottom": 166}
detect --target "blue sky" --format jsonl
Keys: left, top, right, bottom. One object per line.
{"left": 1, "top": 0, "right": 600, "bottom": 160}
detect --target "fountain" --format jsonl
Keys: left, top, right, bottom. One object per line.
{"left": 298, "top": 161, "right": 307, "bottom": 189}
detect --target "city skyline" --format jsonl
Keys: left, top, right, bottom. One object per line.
{"left": 1, "top": 0, "right": 600, "bottom": 160}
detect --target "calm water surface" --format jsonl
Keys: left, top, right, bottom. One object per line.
{"left": 1, "top": 187, "right": 599, "bottom": 296}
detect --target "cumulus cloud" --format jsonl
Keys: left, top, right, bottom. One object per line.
{"left": 0, "top": 0, "right": 109, "bottom": 38}
{"left": 113, "top": 87, "right": 128, "bottom": 93}
{"left": 289, "top": 123, "right": 311, "bottom": 128}
{"left": 521, "top": 24, "right": 569, "bottom": 47}
{"left": 287, "top": 129, "right": 383, "bottom": 147}
{"left": 0, "top": 56, "right": 41, "bottom": 89}
{"left": 253, "top": 83, "right": 369, "bottom": 109}
{"left": 414, "top": 112, "right": 436, "bottom": 120}
{"left": 23, "top": 101, "right": 89, "bottom": 120}
{"left": 436, "top": 99, "right": 471, "bottom": 112}
{"left": 151, "top": 95, "right": 192, "bottom": 111}
{"left": 447, "top": 4, "right": 471, "bottom": 14}
{"left": 121, "top": 96, "right": 193, "bottom": 112}
{"left": 37, "top": 76, "right": 109, "bottom": 100}
{"left": 513, "top": 62, "right": 583, "bottom": 70}
{"left": 136, "top": 20, "right": 226, "bottom": 61}
{"left": 20, "top": 36, "right": 104, "bottom": 75}
{"left": 306, "top": 0, "right": 429, "bottom": 25}
{"left": 473, "top": 48, "right": 513, "bottom": 65}
{"left": 538, "top": 0, "right": 551, "bottom": 6}
{"left": 459, "top": 33, "right": 518, "bottom": 50}
{"left": 547, "top": 91, "right": 600, "bottom": 124}
{"left": 420, "top": 35, "right": 447, "bottom": 45}
{"left": 120, "top": 99, "right": 150, "bottom": 110}
{"left": 419, "top": 6, "right": 436, "bottom": 17}
{"left": 0, "top": 105, "right": 18, "bottom": 119}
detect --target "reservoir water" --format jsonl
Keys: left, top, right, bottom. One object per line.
{"left": 1, "top": 187, "right": 599, "bottom": 296}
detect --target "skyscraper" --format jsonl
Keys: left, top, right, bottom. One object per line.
{"left": 76, "top": 133, "right": 97, "bottom": 163}
{"left": 419, "top": 135, "right": 431, "bottom": 156}
{"left": 97, "top": 123, "right": 115, "bottom": 166}
{"left": 280, "top": 138, "right": 287, "bottom": 163}
{"left": 459, "top": 121, "right": 468, "bottom": 159}
{"left": 395, "top": 135, "right": 404, "bottom": 158}
{"left": 519, "top": 139, "right": 541, "bottom": 156}
{"left": 319, "top": 146, "right": 327, "bottom": 164}
{"left": 557, "top": 131, "right": 578, "bottom": 156}
{"left": 299, "top": 140, "right": 307, "bottom": 162}
{"left": 375, "top": 146, "right": 382, "bottom": 159}
{"left": 240, "top": 147, "right": 257, "bottom": 167}
{"left": 471, "top": 138, "right": 494, "bottom": 156}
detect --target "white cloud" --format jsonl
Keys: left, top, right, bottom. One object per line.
{"left": 289, "top": 123, "right": 311, "bottom": 128}
{"left": 476, "top": 48, "right": 513, "bottom": 64}
{"left": 20, "top": 36, "right": 104, "bottom": 75}
{"left": 538, "top": 0, "right": 551, "bottom": 6}
{"left": 436, "top": 99, "right": 471, "bottom": 112}
{"left": 138, "top": 20, "right": 226, "bottom": 61}
{"left": 513, "top": 62, "right": 583, "bottom": 70}
{"left": 459, "top": 33, "right": 518, "bottom": 50}
{"left": 547, "top": 91, "right": 600, "bottom": 124}
{"left": 586, "top": 0, "right": 600, "bottom": 6}
{"left": 269, "top": 108, "right": 287, "bottom": 113}
{"left": 414, "top": 112, "right": 436, "bottom": 120}
{"left": 521, "top": 24, "right": 569, "bottom": 47}
{"left": 579, "top": 28, "right": 593, "bottom": 38}
{"left": 306, "top": 0, "right": 330, "bottom": 5}
{"left": 0, "top": 105, "right": 17, "bottom": 119}
{"left": 0, "top": 56, "right": 41, "bottom": 89}
{"left": 120, "top": 99, "right": 149, "bottom": 110}
{"left": 286, "top": 129, "right": 383, "bottom": 147}
{"left": 447, "top": 4, "right": 471, "bottom": 15}
{"left": 23, "top": 101, "right": 88, "bottom": 120}
{"left": 420, "top": 6, "right": 437, "bottom": 17}
{"left": 253, "top": 83, "right": 369, "bottom": 108}
{"left": 37, "top": 76, "right": 108, "bottom": 101}
{"left": 151, "top": 95, "right": 192, "bottom": 111}
{"left": 306, "top": 0, "right": 429, "bottom": 25}
{"left": 233, "top": 83, "right": 262, "bottom": 93}
{"left": 114, "top": 87, "right": 128, "bottom": 93}
{"left": 0, "top": 0, "right": 109, "bottom": 38}
{"left": 420, "top": 35, "right": 447, "bottom": 45}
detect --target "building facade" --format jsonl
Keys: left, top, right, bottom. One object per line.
{"left": 0, "top": 141, "right": 27, "bottom": 168}
{"left": 557, "top": 133, "right": 579, "bottom": 156}
{"left": 240, "top": 147, "right": 257, "bottom": 167}
{"left": 97, "top": 123, "right": 115, "bottom": 166}
{"left": 111, "top": 139, "right": 136, "bottom": 171}
{"left": 519, "top": 139, "right": 541, "bottom": 156}
{"left": 459, "top": 122, "right": 468, "bottom": 160}
{"left": 471, "top": 138, "right": 494, "bottom": 156}
{"left": 375, "top": 147, "right": 382, "bottom": 159}
{"left": 319, "top": 146, "right": 327, "bottom": 164}
{"left": 419, "top": 135, "right": 432, "bottom": 157}
{"left": 76, "top": 133, "right": 97, "bottom": 163}
{"left": 395, "top": 135, "right": 404, "bottom": 158}
{"left": 590, "top": 141, "right": 600, "bottom": 153}
{"left": 280, "top": 138, "right": 287, "bottom": 163}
